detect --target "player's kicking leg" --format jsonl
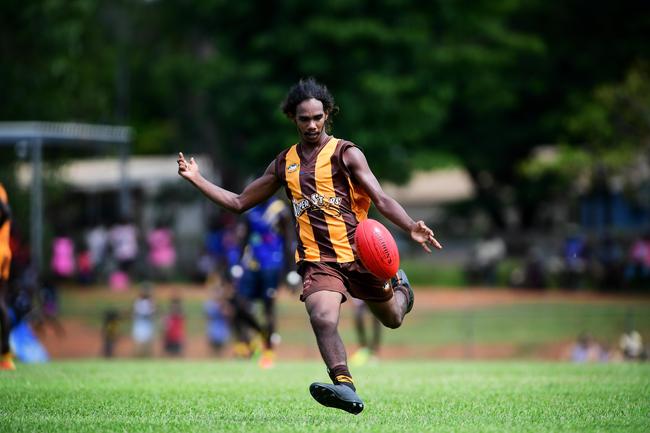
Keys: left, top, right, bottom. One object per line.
{"left": 364, "top": 269, "right": 413, "bottom": 329}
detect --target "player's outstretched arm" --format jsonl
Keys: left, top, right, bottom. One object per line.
{"left": 343, "top": 146, "right": 442, "bottom": 253}
{"left": 177, "top": 152, "right": 280, "bottom": 214}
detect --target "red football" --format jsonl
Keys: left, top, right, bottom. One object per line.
{"left": 354, "top": 219, "right": 400, "bottom": 279}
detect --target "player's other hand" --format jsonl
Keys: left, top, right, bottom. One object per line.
{"left": 177, "top": 152, "right": 199, "bottom": 181}
{"left": 410, "top": 220, "right": 442, "bottom": 253}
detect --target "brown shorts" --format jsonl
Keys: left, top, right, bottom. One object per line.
{"left": 298, "top": 260, "right": 393, "bottom": 303}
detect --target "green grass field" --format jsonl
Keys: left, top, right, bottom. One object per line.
{"left": 2, "top": 360, "right": 649, "bottom": 433}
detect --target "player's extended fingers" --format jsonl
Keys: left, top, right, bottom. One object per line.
{"left": 421, "top": 241, "right": 432, "bottom": 253}
{"left": 426, "top": 228, "right": 439, "bottom": 243}
{"left": 417, "top": 221, "right": 441, "bottom": 249}
{"left": 418, "top": 221, "right": 434, "bottom": 236}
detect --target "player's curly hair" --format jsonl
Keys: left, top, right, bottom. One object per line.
{"left": 281, "top": 78, "right": 339, "bottom": 128}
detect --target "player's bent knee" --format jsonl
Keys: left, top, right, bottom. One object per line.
{"left": 309, "top": 311, "right": 338, "bottom": 332}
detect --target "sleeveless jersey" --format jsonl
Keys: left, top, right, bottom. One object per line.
{"left": 275, "top": 137, "right": 371, "bottom": 263}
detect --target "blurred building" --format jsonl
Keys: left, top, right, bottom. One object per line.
{"left": 382, "top": 168, "right": 475, "bottom": 222}
{"left": 16, "top": 155, "right": 216, "bottom": 274}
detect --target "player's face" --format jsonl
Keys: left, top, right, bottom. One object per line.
{"left": 294, "top": 98, "right": 328, "bottom": 144}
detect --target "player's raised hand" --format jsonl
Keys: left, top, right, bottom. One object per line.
{"left": 177, "top": 152, "right": 199, "bottom": 181}
{"left": 410, "top": 220, "right": 442, "bottom": 253}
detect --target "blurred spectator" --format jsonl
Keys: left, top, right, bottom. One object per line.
{"left": 236, "top": 197, "right": 291, "bottom": 368}
{"left": 76, "top": 249, "right": 94, "bottom": 285}
{"left": 466, "top": 230, "right": 506, "bottom": 286}
{"left": 204, "top": 285, "right": 231, "bottom": 356}
{"left": 162, "top": 297, "right": 185, "bottom": 356}
{"left": 85, "top": 223, "right": 108, "bottom": 280}
{"left": 5, "top": 264, "right": 51, "bottom": 365}
{"left": 229, "top": 288, "right": 266, "bottom": 360}
{"left": 624, "top": 231, "right": 650, "bottom": 288}
{"left": 510, "top": 245, "right": 548, "bottom": 290}
{"left": 204, "top": 219, "right": 271, "bottom": 360}
{"left": 50, "top": 235, "right": 76, "bottom": 281}
{"left": 132, "top": 284, "right": 155, "bottom": 357}
{"left": 109, "top": 218, "right": 139, "bottom": 290}
{"left": 40, "top": 277, "right": 60, "bottom": 321}
{"left": 102, "top": 309, "right": 121, "bottom": 358}
{"left": 561, "top": 231, "right": 590, "bottom": 290}
{"left": 31, "top": 275, "right": 65, "bottom": 338}
{"left": 147, "top": 224, "right": 176, "bottom": 281}
{"left": 225, "top": 273, "right": 273, "bottom": 361}
{"left": 7, "top": 266, "right": 37, "bottom": 326}
{"left": 619, "top": 329, "right": 646, "bottom": 361}
{"left": 196, "top": 215, "right": 246, "bottom": 285}
{"left": 204, "top": 218, "right": 227, "bottom": 271}
{"left": 571, "top": 332, "right": 607, "bottom": 363}
{"left": 204, "top": 214, "right": 240, "bottom": 277}
{"left": 109, "top": 270, "right": 129, "bottom": 292}
{"left": 195, "top": 247, "right": 218, "bottom": 285}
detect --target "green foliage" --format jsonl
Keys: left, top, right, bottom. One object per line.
{"left": 567, "top": 63, "right": 650, "bottom": 153}
{"left": 0, "top": 0, "right": 115, "bottom": 120}
{"left": 1, "top": 0, "right": 544, "bottom": 182}
{"left": 406, "top": 150, "right": 462, "bottom": 170}
{"left": 519, "top": 145, "right": 591, "bottom": 181}
{"left": 2, "top": 0, "right": 649, "bottom": 226}
{"left": 519, "top": 63, "right": 650, "bottom": 195}
{"left": 2, "top": 361, "right": 649, "bottom": 432}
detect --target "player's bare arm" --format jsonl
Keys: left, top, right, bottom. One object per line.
{"left": 343, "top": 146, "right": 442, "bottom": 252}
{"left": 177, "top": 152, "right": 280, "bottom": 213}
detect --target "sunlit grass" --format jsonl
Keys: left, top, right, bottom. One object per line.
{"left": 1, "top": 361, "right": 648, "bottom": 433}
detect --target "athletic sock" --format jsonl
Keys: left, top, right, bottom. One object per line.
{"left": 328, "top": 364, "right": 356, "bottom": 391}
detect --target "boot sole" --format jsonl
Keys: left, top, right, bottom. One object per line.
{"left": 309, "top": 383, "right": 364, "bottom": 415}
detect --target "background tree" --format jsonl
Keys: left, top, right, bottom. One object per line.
{"left": 1, "top": 0, "right": 649, "bottom": 230}
{"left": 520, "top": 63, "right": 650, "bottom": 226}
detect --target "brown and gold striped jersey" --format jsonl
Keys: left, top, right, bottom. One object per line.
{"left": 275, "top": 137, "right": 371, "bottom": 263}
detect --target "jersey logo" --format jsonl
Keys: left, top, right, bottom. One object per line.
{"left": 287, "top": 163, "right": 299, "bottom": 173}
{"left": 293, "top": 194, "right": 342, "bottom": 217}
